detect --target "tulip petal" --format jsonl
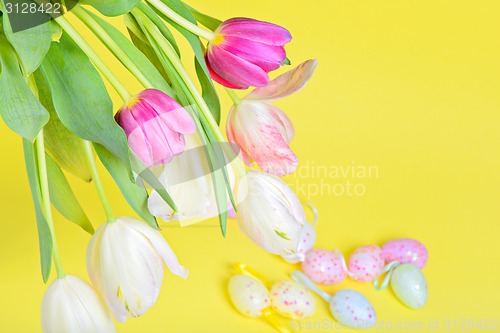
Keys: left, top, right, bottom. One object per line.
{"left": 220, "top": 36, "right": 286, "bottom": 72}
{"left": 267, "top": 103, "right": 295, "bottom": 142}
{"left": 123, "top": 218, "right": 189, "bottom": 279}
{"left": 140, "top": 93, "right": 196, "bottom": 135}
{"left": 207, "top": 46, "right": 270, "bottom": 89}
{"left": 220, "top": 18, "right": 292, "bottom": 46}
{"left": 65, "top": 277, "right": 116, "bottom": 332}
{"left": 206, "top": 62, "right": 247, "bottom": 89}
{"left": 226, "top": 112, "right": 252, "bottom": 166}
{"left": 41, "top": 276, "right": 116, "bottom": 333}
{"left": 126, "top": 122, "right": 155, "bottom": 167}
{"left": 100, "top": 221, "right": 164, "bottom": 320}
{"left": 236, "top": 171, "right": 305, "bottom": 255}
{"left": 228, "top": 102, "right": 298, "bottom": 176}
{"left": 246, "top": 59, "right": 318, "bottom": 101}
{"left": 140, "top": 116, "right": 180, "bottom": 163}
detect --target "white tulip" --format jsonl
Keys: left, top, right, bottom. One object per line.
{"left": 148, "top": 134, "right": 239, "bottom": 225}
{"left": 41, "top": 275, "right": 115, "bottom": 333}
{"left": 236, "top": 170, "right": 306, "bottom": 255}
{"left": 87, "top": 216, "right": 188, "bottom": 322}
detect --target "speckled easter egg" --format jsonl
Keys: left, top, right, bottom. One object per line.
{"left": 347, "top": 245, "right": 385, "bottom": 282}
{"left": 270, "top": 280, "right": 316, "bottom": 319}
{"left": 282, "top": 223, "right": 317, "bottom": 263}
{"left": 330, "top": 289, "right": 377, "bottom": 329}
{"left": 228, "top": 275, "right": 270, "bottom": 318}
{"left": 302, "top": 249, "right": 347, "bottom": 285}
{"left": 391, "top": 264, "right": 427, "bottom": 309}
{"left": 382, "top": 238, "right": 428, "bottom": 269}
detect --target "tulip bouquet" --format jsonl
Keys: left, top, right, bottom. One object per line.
{"left": 0, "top": 0, "right": 317, "bottom": 331}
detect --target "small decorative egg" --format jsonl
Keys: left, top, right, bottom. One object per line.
{"left": 270, "top": 280, "right": 316, "bottom": 319}
{"left": 282, "top": 223, "right": 317, "bottom": 263}
{"left": 330, "top": 289, "right": 377, "bottom": 329}
{"left": 390, "top": 264, "right": 427, "bottom": 309}
{"left": 302, "top": 249, "right": 347, "bottom": 285}
{"left": 347, "top": 245, "right": 385, "bottom": 282}
{"left": 228, "top": 275, "right": 270, "bottom": 318}
{"left": 382, "top": 238, "right": 428, "bottom": 269}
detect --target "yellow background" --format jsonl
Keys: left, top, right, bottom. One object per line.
{"left": 1, "top": 0, "right": 500, "bottom": 332}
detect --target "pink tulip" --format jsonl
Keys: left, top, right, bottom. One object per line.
{"left": 115, "top": 89, "right": 196, "bottom": 167}
{"left": 226, "top": 60, "right": 318, "bottom": 176}
{"left": 205, "top": 18, "right": 292, "bottom": 89}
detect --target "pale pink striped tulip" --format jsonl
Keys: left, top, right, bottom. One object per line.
{"left": 226, "top": 60, "right": 318, "bottom": 176}
{"left": 115, "top": 89, "right": 196, "bottom": 167}
{"left": 205, "top": 18, "right": 292, "bottom": 89}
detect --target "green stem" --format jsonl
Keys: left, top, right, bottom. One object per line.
{"left": 71, "top": 6, "right": 154, "bottom": 89}
{"left": 225, "top": 88, "right": 242, "bottom": 106}
{"left": 54, "top": 15, "right": 132, "bottom": 102}
{"left": 36, "top": 132, "right": 65, "bottom": 279}
{"left": 83, "top": 141, "right": 116, "bottom": 223}
{"left": 146, "top": 0, "right": 216, "bottom": 41}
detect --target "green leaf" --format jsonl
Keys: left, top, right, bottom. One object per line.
{"left": 81, "top": 0, "right": 142, "bottom": 16}
{"left": 46, "top": 154, "right": 94, "bottom": 235}
{"left": 150, "top": 0, "right": 221, "bottom": 123}
{"left": 33, "top": 70, "right": 92, "bottom": 182}
{"left": 128, "top": 27, "right": 172, "bottom": 84}
{"left": 0, "top": 34, "right": 49, "bottom": 141}
{"left": 85, "top": 9, "right": 175, "bottom": 97}
{"left": 125, "top": 6, "right": 181, "bottom": 88}
{"left": 2, "top": 11, "right": 52, "bottom": 74}
{"left": 39, "top": 33, "right": 133, "bottom": 177}
{"left": 23, "top": 139, "right": 52, "bottom": 283}
{"left": 137, "top": 4, "right": 180, "bottom": 56}
{"left": 94, "top": 144, "right": 159, "bottom": 229}
{"left": 130, "top": 153, "right": 178, "bottom": 213}
{"left": 185, "top": 5, "right": 222, "bottom": 31}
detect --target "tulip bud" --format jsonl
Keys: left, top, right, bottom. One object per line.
{"left": 236, "top": 170, "right": 306, "bottom": 255}
{"left": 227, "top": 60, "right": 318, "bottom": 176}
{"left": 87, "top": 217, "right": 189, "bottom": 322}
{"left": 41, "top": 275, "right": 115, "bottom": 333}
{"left": 205, "top": 18, "right": 292, "bottom": 89}
{"left": 115, "top": 89, "right": 196, "bottom": 167}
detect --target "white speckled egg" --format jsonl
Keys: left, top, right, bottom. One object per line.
{"left": 347, "top": 245, "right": 385, "bottom": 282}
{"left": 282, "top": 223, "right": 317, "bottom": 263}
{"left": 382, "top": 238, "right": 428, "bottom": 269}
{"left": 330, "top": 289, "right": 376, "bottom": 329}
{"left": 228, "top": 275, "right": 270, "bottom": 318}
{"left": 270, "top": 280, "right": 316, "bottom": 319}
{"left": 391, "top": 264, "right": 427, "bottom": 309}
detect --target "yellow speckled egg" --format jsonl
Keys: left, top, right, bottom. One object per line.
{"left": 270, "top": 280, "right": 316, "bottom": 319}
{"left": 228, "top": 275, "right": 270, "bottom": 318}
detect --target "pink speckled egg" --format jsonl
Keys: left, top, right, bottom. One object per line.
{"left": 282, "top": 223, "right": 317, "bottom": 263}
{"left": 301, "top": 249, "right": 347, "bottom": 285}
{"left": 330, "top": 289, "right": 377, "bottom": 329}
{"left": 347, "top": 245, "right": 385, "bottom": 282}
{"left": 270, "top": 280, "right": 316, "bottom": 319}
{"left": 382, "top": 238, "right": 428, "bottom": 269}
{"left": 228, "top": 275, "right": 270, "bottom": 318}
